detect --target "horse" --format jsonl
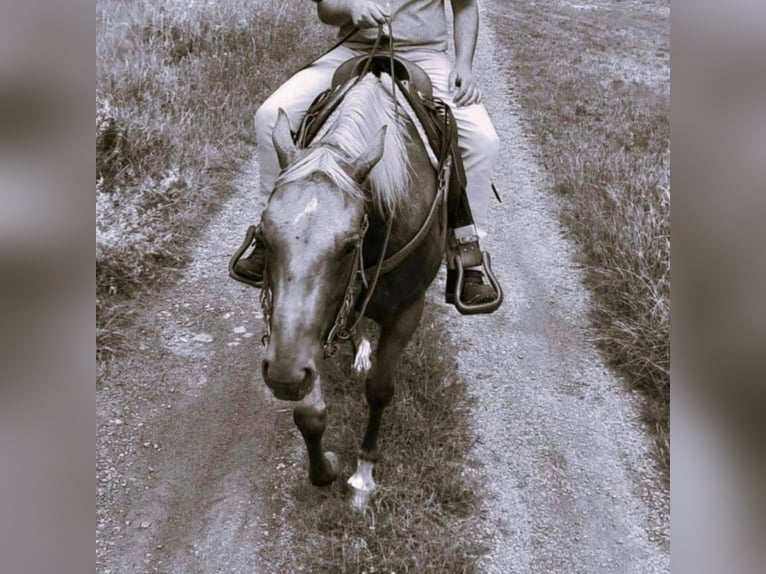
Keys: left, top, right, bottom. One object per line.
{"left": 256, "top": 72, "right": 445, "bottom": 509}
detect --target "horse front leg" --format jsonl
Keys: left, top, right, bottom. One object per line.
{"left": 293, "top": 376, "right": 339, "bottom": 486}
{"left": 348, "top": 295, "right": 425, "bottom": 510}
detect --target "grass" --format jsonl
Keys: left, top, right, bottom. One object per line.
{"left": 279, "top": 306, "right": 484, "bottom": 573}
{"left": 96, "top": 0, "right": 332, "bottom": 357}
{"left": 488, "top": 0, "right": 670, "bottom": 473}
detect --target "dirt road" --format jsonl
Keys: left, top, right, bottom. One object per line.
{"left": 97, "top": 4, "right": 669, "bottom": 572}
{"left": 456, "top": 3, "right": 669, "bottom": 571}
{"left": 96, "top": 153, "right": 294, "bottom": 573}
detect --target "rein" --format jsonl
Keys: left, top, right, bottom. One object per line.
{"left": 253, "top": 23, "right": 452, "bottom": 357}
{"left": 322, "top": 22, "right": 451, "bottom": 357}
{"left": 323, "top": 151, "right": 451, "bottom": 357}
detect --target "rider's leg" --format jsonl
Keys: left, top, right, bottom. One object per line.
{"left": 403, "top": 49, "right": 500, "bottom": 240}
{"left": 448, "top": 105, "right": 500, "bottom": 241}
{"left": 254, "top": 44, "right": 360, "bottom": 194}
{"left": 235, "top": 45, "right": 360, "bottom": 281}
{"left": 446, "top": 104, "right": 500, "bottom": 304}
{"left": 405, "top": 49, "right": 500, "bottom": 303}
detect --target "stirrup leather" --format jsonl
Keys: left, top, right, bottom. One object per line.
{"left": 448, "top": 224, "right": 483, "bottom": 268}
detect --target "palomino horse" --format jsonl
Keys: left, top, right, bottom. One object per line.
{"left": 257, "top": 73, "right": 444, "bottom": 509}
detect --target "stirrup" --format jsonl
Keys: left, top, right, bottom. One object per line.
{"left": 444, "top": 225, "right": 502, "bottom": 315}
{"left": 450, "top": 253, "right": 503, "bottom": 315}
{"left": 228, "top": 225, "right": 263, "bottom": 288}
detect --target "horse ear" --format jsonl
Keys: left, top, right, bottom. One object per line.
{"left": 272, "top": 109, "right": 296, "bottom": 170}
{"left": 347, "top": 125, "right": 387, "bottom": 184}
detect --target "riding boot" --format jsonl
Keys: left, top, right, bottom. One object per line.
{"left": 444, "top": 222, "right": 502, "bottom": 313}
{"left": 446, "top": 268, "right": 497, "bottom": 304}
{"left": 232, "top": 243, "right": 266, "bottom": 283}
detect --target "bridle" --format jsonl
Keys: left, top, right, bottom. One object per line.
{"left": 258, "top": 149, "right": 449, "bottom": 358}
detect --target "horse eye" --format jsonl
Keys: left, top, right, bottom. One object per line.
{"left": 341, "top": 235, "right": 360, "bottom": 255}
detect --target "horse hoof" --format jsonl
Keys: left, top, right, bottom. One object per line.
{"left": 349, "top": 485, "right": 374, "bottom": 512}
{"left": 347, "top": 476, "right": 375, "bottom": 510}
{"left": 347, "top": 458, "right": 376, "bottom": 511}
{"left": 309, "top": 452, "right": 340, "bottom": 486}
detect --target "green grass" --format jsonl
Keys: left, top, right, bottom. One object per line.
{"left": 488, "top": 0, "right": 670, "bottom": 473}
{"left": 96, "top": 0, "right": 332, "bottom": 356}
{"left": 280, "top": 306, "right": 484, "bottom": 573}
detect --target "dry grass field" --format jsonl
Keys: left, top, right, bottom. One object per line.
{"left": 488, "top": 0, "right": 670, "bottom": 473}
{"left": 96, "top": 0, "right": 332, "bottom": 355}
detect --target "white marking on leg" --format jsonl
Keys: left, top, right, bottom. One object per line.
{"left": 353, "top": 337, "right": 372, "bottom": 374}
{"left": 348, "top": 458, "right": 376, "bottom": 511}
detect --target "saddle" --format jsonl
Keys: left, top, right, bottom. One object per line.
{"left": 294, "top": 55, "right": 474, "bottom": 236}
{"left": 331, "top": 55, "right": 433, "bottom": 97}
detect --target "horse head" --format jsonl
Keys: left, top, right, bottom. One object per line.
{"left": 259, "top": 109, "right": 386, "bottom": 401}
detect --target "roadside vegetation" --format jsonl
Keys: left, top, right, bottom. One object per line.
{"left": 488, "top": 0, "right": 670, "bottom": 473}
{"left": 96, "top": 0, "right": 331, "bottom": 357}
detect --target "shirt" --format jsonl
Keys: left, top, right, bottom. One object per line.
{"left": 340, "top": 0, "right": 448, "bottom": 51}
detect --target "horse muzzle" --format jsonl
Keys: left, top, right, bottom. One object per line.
{"left": 262, "top": 359, "right": 317, "bottom": 401}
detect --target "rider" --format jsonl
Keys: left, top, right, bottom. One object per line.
{"left": 235, "top": 0, "right": 499, "bottom": 304}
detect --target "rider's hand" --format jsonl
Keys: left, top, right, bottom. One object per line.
{"left": 448, "top": 62, "right": 482, "bottom": 107}
{"left": 349, "top": 0, "right": 390, "bottom": 29}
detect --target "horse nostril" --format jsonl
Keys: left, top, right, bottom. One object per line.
{"left": 262, "top": 356, "right": 315, "bottom": 389}
{"left": 262, "top": 360, "right": 270, "bottom": 381}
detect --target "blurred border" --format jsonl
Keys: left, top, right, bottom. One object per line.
{"left": 0, "top": 1, "right": 93, "bottom": 572}
{"left": 673, "top": 0, "right": 766, "bottom": 572}
{"left": 2, "top": 0, "right": 766, "bottom": 571}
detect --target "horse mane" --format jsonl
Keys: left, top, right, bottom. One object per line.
{"left": 275, "top": 73, "right": 412, "bottom": 216}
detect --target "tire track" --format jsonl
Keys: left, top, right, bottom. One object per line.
{"left": 97, "top": 156, "right": 301, "bottom": 573}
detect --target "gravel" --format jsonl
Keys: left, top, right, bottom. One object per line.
{"left": 96, "top": 156, "right": 300, "bottom": 573}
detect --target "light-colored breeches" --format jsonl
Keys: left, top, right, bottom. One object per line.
{"left": 254, "top": 45, "right": 499, "bottom": 238}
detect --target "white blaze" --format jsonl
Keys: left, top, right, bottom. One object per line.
{"left": 292, "top": 196, "right": 318, "bottom": 224}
